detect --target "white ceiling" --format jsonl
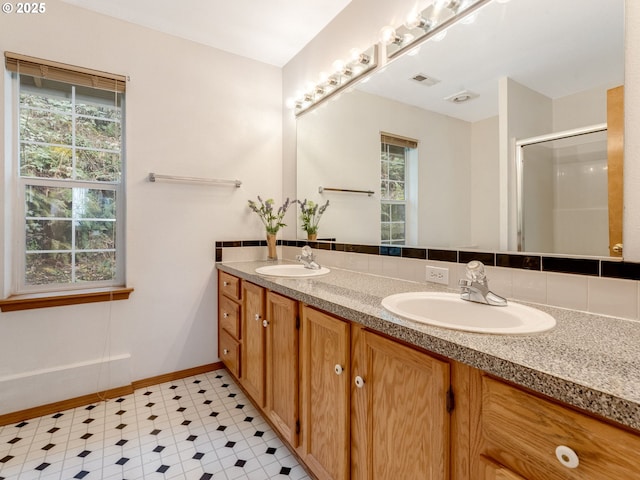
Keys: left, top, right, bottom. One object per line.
{"left": 60, "top": 0, "right": 352, "bottom": 67}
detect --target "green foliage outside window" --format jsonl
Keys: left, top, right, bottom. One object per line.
{"left": 18, "top": 75, "right": 122, "bottom": 287}
{"left": 381, "top": 142, "right": 409, "bottom": 245}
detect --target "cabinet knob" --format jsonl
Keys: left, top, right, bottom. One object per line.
{"left": 354, "top": 375, "right": 365, "bottom": 388}
{"left": 254, "top": 313, "right": 261, "bottom": 321}
{"left": 223, "top": 312, "right": 229, "bottom": 318}
{"left": 334, "top": 364, "right": 344, "bottom": 375}
{"left": 223, "top": 281, "right": 229, "bottom": 286}
{"left": 262, "top": 319, "right": 269, "bottom": 328}
{"left": 555, "top": 445, "right": 579, "bottom": 469}
{"left": 223, "top": 349, "right": 229, "bottom": 355}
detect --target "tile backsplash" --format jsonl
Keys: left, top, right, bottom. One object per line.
{"left": 215, "top": 240, "right": 640, "bottom": 322}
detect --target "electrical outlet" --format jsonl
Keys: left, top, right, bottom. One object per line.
{"left": 426, "top": 265, "right": 449, "bottom": 285}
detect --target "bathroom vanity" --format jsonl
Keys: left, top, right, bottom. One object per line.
{"left": 216, "top": 261, "right": 640, "bottom": 480}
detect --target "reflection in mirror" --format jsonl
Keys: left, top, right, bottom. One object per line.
{"left": 517, "top": 125, "right": 609, "bottom": 257}
{"left": 296, "top": 0, "right": 624, "bottom": 256}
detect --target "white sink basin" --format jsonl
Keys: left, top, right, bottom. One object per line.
{"left": 255, "top": 264, "right": 330, "bottom": 278}
{"left": 381, "top": 292, "right": 555, "bottom": 334}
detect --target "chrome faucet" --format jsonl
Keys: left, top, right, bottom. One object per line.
{"left": 296, "top": 245, "right": 321, "bottom": 270}
{"left": 458, "top": 260, "right": 507, "bottom": 306}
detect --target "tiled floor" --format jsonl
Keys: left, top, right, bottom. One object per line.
{"left": 0, "top": 369, "right": 310, "bottom": 480}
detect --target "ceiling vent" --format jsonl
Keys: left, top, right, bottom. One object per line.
{"left": 410, "top": 73, "right": 440, "bottom": 86}
{"left": 444, "top": 90, "right": 479, "bottom": 103}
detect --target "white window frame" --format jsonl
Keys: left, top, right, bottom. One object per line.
{"left": 6, "top": 72, "right": 126, "bottom": 295}
{"left": 381, "top": 139, "right": 417, "bottom": 245}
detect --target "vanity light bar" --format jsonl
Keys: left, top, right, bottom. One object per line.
{"left": 385, "top": 0, "right": 491, "bottom": 59}
{"left": 291, "top": 0, "right": 488, "bottom": 116}
{"left": 294, "top": 44, "right": 378, "bottom": 117}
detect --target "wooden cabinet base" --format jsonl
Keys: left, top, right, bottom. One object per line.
{"left": 472, "top": 374, "right": 640, "bottom": 479}
{"left": 218, "top": 270, "right": 640, "bottom": 480}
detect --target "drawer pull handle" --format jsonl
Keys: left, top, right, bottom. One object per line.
{"left": 223, "top": 281, "right": 229, "bottom": 286}
{"left": 254, "top": 314, "right": 261, "bottom": 321}
{"left": 354, "top": 375, "right": 365, "bottom": 388}
{"left": 262, "top": 319, "right": 269, "bottom": 328}
{"left": 334, "top": 364, "right": 344, "bottom": 375}
{"left": 223, "top": 349, "right": 229, "bottom": 355}
{"left": 555, "top": 445, "right": 579, "bottom": 469}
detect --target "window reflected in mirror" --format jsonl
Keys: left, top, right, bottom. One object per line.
{"left": 380, "top": 133, "right": 417, "bottom": 245}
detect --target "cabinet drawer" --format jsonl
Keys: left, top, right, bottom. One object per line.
{"left": 480, "top": 376, "right": 640, "bottom": 479}
{"left": 479, "top": 456, "right": 526, "bottom": 480}
{"left": 219, "top": 329, "right": 240, "bottom": 378}
{"left": 219, "top": 271, "right": 241, "bottom": 301}
{"left": 219, "top": 295, "right": 240, "bottom": 338}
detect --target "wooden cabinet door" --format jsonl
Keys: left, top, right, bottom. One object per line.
{"left": 479, "top": 457, "right": 527, "bottom": 480}
{"left": 351, "top": 327, "right": 450, "bottom": 480}
{"left": 219, "top": 271, "right": 241, "bottom": 300}
{"left": 241, "top": 281, "right": 266, "bottom": 407}
{"left": 265, "top": 291, "right": 299, "bottom": 446}
{"left": 300, "top": 305, "right": 351, "bottom": 480}
{"left": 476, "top": 376, "right": 640, "bottom": 480}
{"left": 219, "top": 329, "right": 240, "bottom": 378}
{"left": 219, "top": 294, "right": 240, "bottom": 339}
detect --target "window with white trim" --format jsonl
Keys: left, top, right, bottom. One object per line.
{"left": 5, "top": 53, "right": 126, "bottom": 294}
{"left": 380, "top": 133, "right": 417, "bottom": 245}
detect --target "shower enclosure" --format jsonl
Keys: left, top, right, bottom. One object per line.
{"left": 516, "top": 124, "right": 611, "bottom": 256}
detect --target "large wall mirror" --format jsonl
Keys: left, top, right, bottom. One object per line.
{"left": 296, "top": 0, "right": 624, "bottom": 257}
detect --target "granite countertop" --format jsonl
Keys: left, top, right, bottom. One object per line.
{"left": 216, "top": 260, "right": 640, "bottom": 430}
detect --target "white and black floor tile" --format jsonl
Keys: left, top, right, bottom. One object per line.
{"left": 0, "top": 370, "right": 310, "bottom": 480}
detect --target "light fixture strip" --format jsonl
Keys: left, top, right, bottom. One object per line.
{"left": 295, "top": 44, "right": 378, "bottom": 117}
{"left": 387, "top": 0, "right": 491, "bottom": 60}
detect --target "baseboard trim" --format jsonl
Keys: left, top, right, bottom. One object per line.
{"left": 131, "top": 362, "right": 222, "bottom": 390}
{"left": 0, "top": 385, "right": 134, "bottom": 427}
{"left": 0, "top": 362, "right": 223, "bottom": 427}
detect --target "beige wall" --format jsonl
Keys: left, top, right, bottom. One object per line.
{"left": 0, "top": 0, "right": 282, "bottom": 413}
{"left": 1, "top": 0, "right": 638, "bottom": 416}
{"left": 282, "top": 0, "right": 419, "bottom": 239}
{"left": 297, "top": 89, "right": 472, "bottom": 247}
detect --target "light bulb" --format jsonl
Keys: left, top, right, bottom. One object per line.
{"left": 405, "top": 11, "right": 433, "bottom": 31}
{"left": 332, "top": 59, "right": 345, "bottom": 74}
{"left": 435, "top": 0, "right": 460, "bottom": 12}
{"left": 349, "top": 48, "right": 361, "bottom": 63}
{"left": 405, "top": 11, "right": 420, "bottom": 29}
{"left": 380, "top": 25, "right": 398, "bottom": 44}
